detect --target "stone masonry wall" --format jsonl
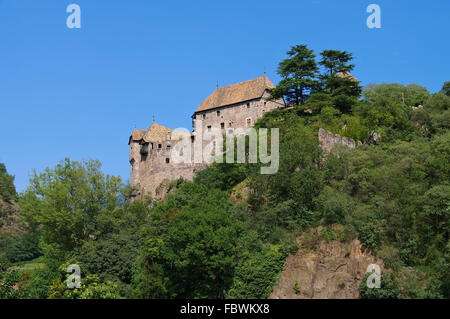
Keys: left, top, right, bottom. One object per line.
{"left": 193, "top": 91, "right": 285, "bottom": 135}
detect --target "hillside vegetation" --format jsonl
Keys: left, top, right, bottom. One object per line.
{"left": 1, "top": 45, "right": 449, "bottom": 299}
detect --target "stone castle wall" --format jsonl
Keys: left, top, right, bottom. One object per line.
{"left": 193, "top": 91, "right": 285, "bottom": 135}
{"left": 129, "top": 135, "right": 206, "bottom": 199}
{"left": 129, "top": 90, "right": 285, "bottom": 200}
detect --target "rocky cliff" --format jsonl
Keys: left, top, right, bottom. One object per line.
{"left": 318, "top": 128, "right": 358, "bottom": 153}
{"left": 270, "top": 228, "right": 384, "bottom": 299}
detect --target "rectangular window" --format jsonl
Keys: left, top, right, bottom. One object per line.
{"left": 203, "top": 114, "right": 206, "bottom": 119}
{"left": 217, "top": 110, "right": 220, "bottom": 117}
{"left": 247, "top": 103, "right": 250, "bottom": 108}
{"left": 246, "top": 118, "right": 252, "bottom": 128}
{"left": 220, "top": 122, "right": 225, "bottom": 129}
{"left": 140, "top": 144, "right": 149, "bottom": 155}
{"left": 165, "top": 158, "right": 170, "bottom": 164}
{"left": 158, "top": 144, "right": 162, "bottom": 149}
{"left": 207, "top": 125, "right": 211, "bottom": 132}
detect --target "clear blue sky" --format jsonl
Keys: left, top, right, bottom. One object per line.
{"left": 1, "top": 0, "right": 449, "bottom": 192}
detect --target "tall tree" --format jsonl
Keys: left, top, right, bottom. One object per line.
{"left": 319, "top": 50, "right": 361, "bottom": 100}
{"left": 0, "top": 163, "right": 17, "bottom": 203}
{"left": 19, "top": 158, "right": 122, "bottom": 254}
{"left": 319, "top": 50, "right": 354, "bottom": 76}
{"left": 441, "top": 81, "right": 450, "bottom": 97}
{"left": 268, "top": 44, "right": 319, "bottom": 105}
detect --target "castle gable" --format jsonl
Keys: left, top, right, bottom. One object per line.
{"left": 130, "top": 129, "right": 146, "bottom": 142}
{"left": 194, "top": 75, "right": 275, "bottom": 114}
{"left": 143, "top": 123, "right": 173, "bottom": 143}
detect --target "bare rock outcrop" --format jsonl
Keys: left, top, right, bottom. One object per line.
{"left": 364, "top": 131, "right": 382, "bottom": 145}
{"left": 270, "top": 231, "right": 383, "bottom": 299}
{"left": 318, "top": 128, "right": 357, "bottom": 153}
{"left": 0, "top": 196, "right": 22, "bottom": 235}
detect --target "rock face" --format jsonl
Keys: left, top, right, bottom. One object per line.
{"left": 0, "top": 196, "right": 21, "bottom": 234}
{"left": 365, "top": 131, "right": 382, "bottom": 145}
{"left": 270, "top": 236, "right": 383, "bottom": 299}
{"left": 318, "top": 128, "right": 357, "bottom": 153}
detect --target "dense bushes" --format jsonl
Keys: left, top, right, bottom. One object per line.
{"left": 4, "top": 231, "right": 41, "bottom": 263}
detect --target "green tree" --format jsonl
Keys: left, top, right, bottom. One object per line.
{"left": 441, "top": 81, "right": 450, "bottom": 97}
{"left": 318, "top": 50, "right": 361, "bottom": 101}
{"left": 319, "top": 50, "right": 354, "bottom": 76}
{"left": 268, "top": 44, "right": 319, "bottom": 105}
{"left": 133, "top": 183, "right": 243, "bottom": 298}
{"left": 19, "top": 158, "right": 122, "bottom": 256}
{"left": 0, "top": 163, "right": 17, "bottom": 203}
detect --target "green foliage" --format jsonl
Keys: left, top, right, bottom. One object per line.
{"left": 226, "top": 245, "right": 286, "bottom": 298}
{"left": 4, "top": 231, "right": 41, "bottom": 263}
{"left": 49, "top": 265, "right": 122, "bottom": 299}
{"left": 269, "top": 44, "right": 320, "bottom": 105}
{"left": 194, "top": 162, "right": 246, "bottom": 191}
{"left": 0, "top": 163, "right": 17, "bottom": 203}
{"left": 19, "top": 158, "right": 122, "bottom": 255}
{"left": 75, "top": 233, "right": 138, "bottom": 285}
{"left": 318, "top": 50, "right": 361, "bottom": 99}
{"left": 0, "top": 270, "right": 21, "bottom": 299}
{"left": 315, "top": 186, "right": 353, "bottom": 224}
{"left": 19, "top": 264, "right": 61, "bottom": 299}
{"left": 133, "top": 183, "right": 243, "bottom": 298}
{"left": 441, "top": 81, "right": 450, "bottom": 97}
{"left": 359, "top": 269, "right": 443, "bottom": 299}
{"left": 359, "top": 272, "right": 399, "bottom": 299}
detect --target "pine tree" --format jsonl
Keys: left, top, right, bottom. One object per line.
{"left": 268, "top": 45, "right": 319, "bottom": 106}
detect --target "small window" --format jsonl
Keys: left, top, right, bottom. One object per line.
{"left": 220, "top": 122, "right": 225, "bottom": 129}
{"left": 166, "top": 145, "right": 171, "bottom": 149}
{"left": 202, "top": 114, "right": 206, "bottom": 119}
{"left": 228, "top": 122, "right": 232, "bottom": 127}
{"left": 247, "top": 103, "right": 250, "bottom": 108}
{"left": 158, "top": 144, "right": 162, "bottom": 149}
{"left": 191, "top": 135, "right": 195, "bottom": 143}
{"left": 246, "top": 118, "right": 252, "bottom": 128}
{"left": 217, "top": 110, "right": 220, "bottom": 117}
{"left": 165, "top": 158, "right": 170, "bottom": 164}
{"left": 207, "top": 125, "right": 211, "bottom": 132}
{"left": 264, "top": 102, "right": 267, "bottom": 106}
{"left": 140, "top": 144, "right": 149, "bottom": 155}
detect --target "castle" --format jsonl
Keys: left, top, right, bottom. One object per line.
{"left": 128, "top": 75, "right": 285, "bottom": 199}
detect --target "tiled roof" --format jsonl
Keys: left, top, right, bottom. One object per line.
{"left": 194, "top": 76, "right": 275, "bottom": 113}
{"left": 336, "top": 71, "right": 358, "bottom": 82}
{"left": 143, "top": 123, "right": 173, "bottom": 143}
